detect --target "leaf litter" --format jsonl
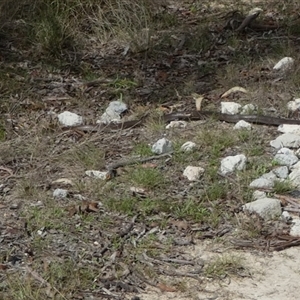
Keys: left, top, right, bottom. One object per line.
{"left": 1, "top": 1, "right": 300, "bottom": 299}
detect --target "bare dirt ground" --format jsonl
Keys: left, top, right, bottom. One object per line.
{"left": 138, "top": 242, "right": 300, "bottom": 300}
{"left": 1, "top": 0, "right": 300, "bottom": 299}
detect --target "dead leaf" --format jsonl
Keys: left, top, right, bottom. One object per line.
{"left": 51, "top": 178, "right": 74, "bottom": 188}
{"left": 42, "top": 96, "right": 71, "bottom": 102}
{"left": 141, "top": 163, "right": 157, "bottom": 168}
{"left": 156, "top": 70, "right": 168, "bottom": 82}
{"left": 0, "top": 166, "right": 14, "bottom": 177}
{"left": 157, "top": 283, "right": 177, "bottom": 292}
{"left": 158, "top": 103, "right": 184, "bottom": 114}
{"left": 130, "top": 186, "right": 148, "bottom": 198}
{"left": 191, "top": 93, "right": 204, "bottom": 111}
{"left": 67, "top": 200, "right": 99, "bottom": 216}
{"left": 170, "top": 220, "right": 189, "bottom": 230}
{"left": 86, "top": 201, "right": 99, "bottom": 212}
{"left": 157, "top": 106, "right": 170, "bottom": 113}
{"left": 221, "top": 86, "right": 248, "bottom": 98}
{"left": 67, "top": 205, "right": 77, "bottom": 217}
{"left": 0, "top": 264, "right": 8, "bottom": 270}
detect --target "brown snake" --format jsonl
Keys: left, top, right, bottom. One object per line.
{"left": 71, "top": 110, "right": 300, "bottom": 133}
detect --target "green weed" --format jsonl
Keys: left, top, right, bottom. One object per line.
{"left": 130, "top": 167, "right": 166, "bottom": 189}
{"left": 273, "top": 180, "right": 294, "bottom": 194}
{"left": 204, "top": 254, "right": 244, "bottom": 278}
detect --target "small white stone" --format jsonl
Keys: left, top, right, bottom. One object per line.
{"left": 241, "top": 104, "right": 256, "bottom": 114}
{"left": 270, "top": 133, "right": 300, "bottom": 149}
{"left": 107, "top": 101, "right": 127, "bottom": 115}
{"left": 274, "top": 147, "right": 298, "bottom": 166}
{"left": 252, "top": 190, "right": 266, "bottom": 200}
{"left": 278, "top": 124, "right": 300, "bottom": 135}
{"left": 181, "top": 141, "right": 196, "bottom": 152}
{"left": 261, "top": 171, "right": 277, "bottom": 181}
{"left": 53, "top": 188, "right": 68, "bottom": 199}
{"left": 30, "top": 201, "right": 44, "bottom": 207}
{"left": 291, "top": 161, "right": 300, "bottom": 169}
{"left": 57, "top": 111, "right": 83, "bottom": 127}
{"left": 166, "top": 121, "right": 187, "bottom": 129}
{"left": 97, "top": 109, "right": 121, "bottom": 124}
{"left": 243, "top": 198, "right": 281, "bottom": 220}
{"left": 295, "top": 150, "right": 300, "bottom": 159}
{"left": 281, "top": 211, "right": 292, "bottom": 222}
{"left": 287, "top": 98, "right": 300, "bottom": 112}
{"left": 233, "top": 120, "right": 252, "bottom": 130}
{"left": 74, "top": 194, "right": 86, "bottom": 201}
{"left": 220, "top": 154, "right": 247, "bottom": 175}
{"left": 221, "top": 102, "right": 242, "bottom": 114}
{"left": 273, "top": 57, "right": 294, "bottom": 71}
{"left": 151, "top": 138, "right": 173, "bottom": 154}
{"left": 289, "top": 169, "right": 300, "bottom": 187}
{"left": 249, "top": 178, "right": 274, "bottom": 189}
{"left": 96, "top": 101, "right": 128, "bottom": 124}
{"left": 290, "top": 219, "right": 300, "bottom": 237}
{"left": 273, "top": 166, "right": 289, "bottom": 179}
{"left": 37, "top": 229, "right": 45, "bottom": 236}
{"left": 85, "top": 170, "right": 109, "bottom": 180}
{"left": 183, "top": 166, "right": 205, "bottom": 181}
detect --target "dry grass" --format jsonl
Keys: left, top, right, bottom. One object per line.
{"left": 0, "top": 0, "right": 300, "bottom": 299}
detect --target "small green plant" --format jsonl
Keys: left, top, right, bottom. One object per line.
{"left": 111, "top": 77, "right": 137, "bottom": 89}
{"left": 271, "top": 159, "right": 280, "bottom": 167}
{"left": 248, "top": 161, "right": 269, "bottom": 178}
{"left": 106, "top": 196, "right": 138, "bottom": 216}
{"left": 197, "top": 129, "right": 237, "bottom": 159}
{"left": 63, "top": 143, "right": 105, "bottom": 170}
{"left": 237, "top": 129, "right": 251, "bottom": 142}
{"left": 130, "top": 167, "right": 165, "bottom": 189}
{"left": 273, "top": 180, "right": 294, "bottom": 194}
{"left": 174, "top": 198, "right": 209, "bottom": 222}
{"left": 204, "top": 254, "right": 244, "bottom": 278}
{"left": 30, "top": 0, "right": 83, "bottom": 59}
{"left": 134, "top": 233, "right": 160, "bottom": 255}
{"left": 246, "top": 144, "right": 265, "bottom": 156}
{"left": 18, "top": 179, "right": 41, "bottom": 199}
{"left": 81, "top": 66, "right": 99, "bottom": 81}
{"left": 205, "top": 181, "right": 228, "bottom": 201}
{"left": 7, "top": 275, "right": 44, "bottom": 300}
{"left": 185, "top": 25, "right": 212, "bottom": 53}
{"left": 133, "top": 142, "right": 153, "bottom": 156}
{"left": 145, "top": 116, "right": 166, "bottom": 133}
{"left": 25, "top": 205, "right": 66, "bottom": 232}
{"left": 154, "top": 11, "right": 178, "bottom": 29}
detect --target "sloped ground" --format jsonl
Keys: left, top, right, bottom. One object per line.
{"left": 1, "top": 0, "right": 300, "bottom": 299}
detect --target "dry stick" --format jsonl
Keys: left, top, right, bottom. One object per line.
{"left": 142, "top": 252, "right": 201, "bottom": 268}
{"left": 158, "top": 266, "right": 202, "bottom": 281}
{"left": 271, "top": 238, "right": 300, "bottom": 251}
{"left": 100, "top": 215, "right": 137, "bottom": 256}
{"left": 284, "top": 207, "right": 300, "bottom": 213}
{"left": 275, "top": 194, "right": 300, "bottom": 207}
{"left": 101, "top": 287, "right": 119, "bottom": 298}
{"left": 159, "top": 257, "right": 197, "bottom": 266}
